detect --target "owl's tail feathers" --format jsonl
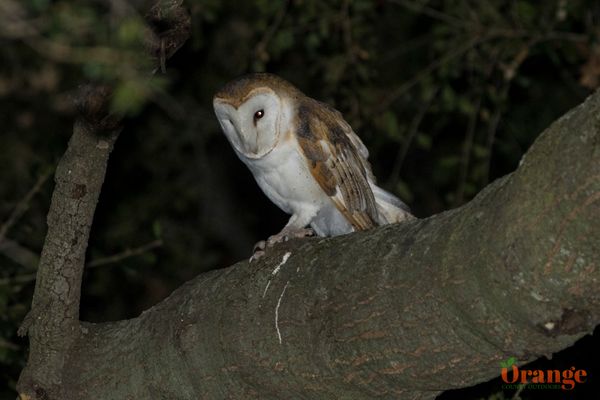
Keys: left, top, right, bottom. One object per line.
{"left": 372, "top": 185, "right": 415, "bottom": 224}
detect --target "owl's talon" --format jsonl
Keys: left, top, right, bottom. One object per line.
{"left": 266, "top": 234, "right": 285, "bottom": 248}
{"left": 253, "top": 240, "right": 266, "bottom": 253}
{"left": 249, "top": 249, "right": 265, "bottom": 263}
{"left": 250, "top": 240, "right": 267, "bottom": 263}
{"left": 303, "top": 227, "right": 315, "bottom": 237}
{"left": 267, "top": 227, "right": 314, "bottom": 247}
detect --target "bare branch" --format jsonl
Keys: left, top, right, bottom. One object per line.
{"left": 454, "top": 93, "right": 482, "bottom": 206}
{"left": 0, "top": 337, "right": 20, "bottom": 351}
{"left": 0, "top": 239, "right": 163, "bottom": 286}
{"left": 387, "top": 88, "right": 437, "bottom": 188}
{"left": 386, "top": 0, "right": 466, "bottom": 28}
{"left": 0, "top": 238, "right": 39, "bottom": 272}
{"left": 86, "top": 239, "right": 163, "bottom": 268}
{"left": 379, "top": 37, "right": 480, "bottom": 110}
{"left": 254, "top": 0, "right": 290, "bottom": 64}
{"left": 0, "top": 168, "right": 52, "bottom": 243}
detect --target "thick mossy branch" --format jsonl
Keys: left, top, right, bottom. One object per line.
{"left": 21, "top": 85, "right": 599, "bottom": 400}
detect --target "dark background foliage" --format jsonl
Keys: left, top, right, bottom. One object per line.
{"left": 0, "top": 0, "right": 598, "bottom": 398}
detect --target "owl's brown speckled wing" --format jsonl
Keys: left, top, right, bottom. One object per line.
{"left": 296, "top": 98, "right": 378, "bottom": 230}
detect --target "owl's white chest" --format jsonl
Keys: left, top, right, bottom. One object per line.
{"left": 240, "top": 136, "right": 327, "bottom": 216}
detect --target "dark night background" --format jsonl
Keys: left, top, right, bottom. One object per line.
{"left": 0, "top": 0, "right": 598, "bottom": 398}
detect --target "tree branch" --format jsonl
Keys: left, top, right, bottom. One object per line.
{"left": 0, "top": 239, "right": 163, "bottom": 287}
{"left": 16, "top": 101, "right": 122, "bottom": 397}
{"left": 0, "top": 238, "right": 39, "bottom": 272}
{"left": 86, "top": 239, "right": 163, "bottom": 268}
{"left": 18, "top": 76, "right": 600, "bottom": 399}
{"left": 16, "top": 1, "right": 190, "bottom": 399}
{"left": 0, "top": 168, "right": 52, "bottom": 243}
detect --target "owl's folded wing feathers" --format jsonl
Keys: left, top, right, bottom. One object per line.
{"left": 296, "top": 99, "right": 378, "bottom": 230}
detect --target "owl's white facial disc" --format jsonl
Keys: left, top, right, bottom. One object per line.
{"left": 213, "top": 91, "right": 282, "bottom": 159}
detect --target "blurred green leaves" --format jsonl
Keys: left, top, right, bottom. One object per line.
{"left": 4, "top": 0, "right": 161, "bottom": 116}
{"left": 117, "top": 17, "right": 146, "bottom": 47}
{"left": 111, "top": 76, "right": 168, "bottom": 116}
{"left": 112, "top": 79, "right": 148, "bottom": 116}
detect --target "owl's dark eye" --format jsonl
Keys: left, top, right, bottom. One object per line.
{"left": 253, "top": 109, "right": 264, "bottom": 122}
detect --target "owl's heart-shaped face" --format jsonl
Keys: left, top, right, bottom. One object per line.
{"left": 213, "top": 89, "right": 282, "bottom": 159}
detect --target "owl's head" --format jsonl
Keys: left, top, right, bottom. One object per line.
{"left": 213, "top": 73, "right": 301, "bottom": 159}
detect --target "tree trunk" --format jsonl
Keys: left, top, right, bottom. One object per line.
{"left": 17, "top": 41, "right": 600, "bottom": 400}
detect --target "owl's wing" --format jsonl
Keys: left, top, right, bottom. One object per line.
{"left": 296, "top": 99, "right": 378, "bottom": 230}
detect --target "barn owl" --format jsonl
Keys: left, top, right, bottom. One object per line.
{"left": 213, "top": 73, "right": 413, "bottom": 255}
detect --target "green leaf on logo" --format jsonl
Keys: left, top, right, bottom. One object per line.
{"left": 500, "top": 357, "right": 516, "bottom": 368}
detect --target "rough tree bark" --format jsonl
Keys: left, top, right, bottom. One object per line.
{"left": 16, "top": 1, "right": 190, "bottom": 399}
{"left": 16, "top": 19, "right": 600, "bottom": 400}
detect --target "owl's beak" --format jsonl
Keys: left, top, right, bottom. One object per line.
{"left": 239, "top": 127, "right": 258, "bottom": 155}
